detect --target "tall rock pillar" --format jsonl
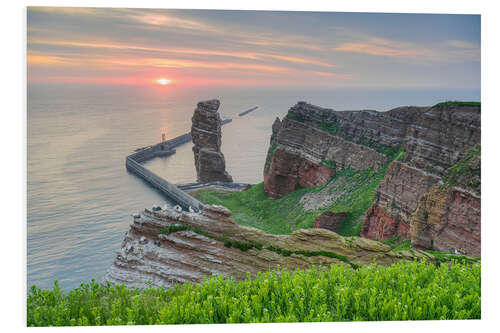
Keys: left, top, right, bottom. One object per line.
{"left": 191, "top": 99, "right": 233, "bottom": 183}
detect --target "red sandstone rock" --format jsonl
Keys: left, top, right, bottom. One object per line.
{"left": 360, "top": 162, "right": 440, "bottom": 241}
{"left": 264, "top": 148, "right": 334, "bottom": 198}
{"left": 410, "top": 185, "right": 480, "bottom": 257}
{"left": 361, "top": 205, "right": 410, "bottom": 241}
{"left": 314, "top": 212, "right": 347, "bottom": 233}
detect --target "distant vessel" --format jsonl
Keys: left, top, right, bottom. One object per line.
{"left": 238, "top": 106, "right": 259, "bottom": 117}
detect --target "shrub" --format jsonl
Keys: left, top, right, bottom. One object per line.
{"left": 27, "top": 260, "right": 481, "bottom": 326}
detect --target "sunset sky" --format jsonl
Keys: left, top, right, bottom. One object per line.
{"left": 27, "top": 7, "right": 480, "bottom": 89}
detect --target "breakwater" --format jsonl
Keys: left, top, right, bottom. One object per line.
{"left": 126, "top": 118, "right": 234, "bottom": 212}
{"left": 126, "top": 156, "right": 203, "bottom": 211}
{"left": 178, "top": 181, "right": 252, "bottom": 191}
{"left": 238, "top": 106, "right": 259, "bottom": 117}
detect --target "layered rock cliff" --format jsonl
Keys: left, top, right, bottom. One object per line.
{"left": 264, "top": 102, "right": 392, "bottom": 198}
{"left": 264, "top": 101, "right": 480, "bottom": 256}
{"left": 362, "top": 105, "right": 481, "bottom": 255}
{"left": 409, "top": 145, "right": 481, "bottom": 256}
{"left": 191, "top": 100, "right": 233, "bottom": 183}
{"left": 105, "top": 204, "right": 432, "bottom": 289}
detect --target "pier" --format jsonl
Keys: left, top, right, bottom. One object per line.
{"left": 126, "top": 118, "right": 234, "bottom": 212}
{"left": 238, "top": 106, "right": 259, "bottom": 117}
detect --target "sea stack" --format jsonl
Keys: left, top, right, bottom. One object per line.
{"left": 191, "top": 99, "right": 233, "bottom": 183}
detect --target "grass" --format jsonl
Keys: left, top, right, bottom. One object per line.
{"left": 159, "top": 224, "right": 262, "bottom": 252}
{"left": 196, "top": 166, "right": 388, "bottom": 236}
{"left": 320, "top": 159, "right": 336, "bottom": 170}
{"left": 425, "top": 249, "right": 480, "bottom": 265}
{"left": 433, "top": 101, "right": 481, "bottom": 109}
{"left": 27, "top": 260, "right": 481, "bottom": 326}
{"left": 284, "top": 112, "right": 305, "bottom": 122}
{"left": 264, "top": 144, "right": 277, "bottom": 174}
{"left": 380, "top": 237, "right": 481, "bottom": 265}
{"left": 442, "top": 144, "right": 481, "bottom": 194}
{"left": 318, "top": 121, "right": 338, "bottom": 135}
{"left": 391, "top": 239, "right": 412, "bottom": 252}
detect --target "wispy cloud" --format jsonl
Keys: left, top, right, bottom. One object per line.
{"left": 334, "top": 38, "right": 427, "bottom": 57}
{"left": 28, "top": 39, "right": 337, "bottom": 70}
{"left": 333, "top": 36, "right": 480, "bottom": 64}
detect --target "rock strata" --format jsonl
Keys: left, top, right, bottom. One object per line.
{"left": 361, "top": 162, "right": 441, "bottom": 241}
{"left": 410, "top": 185, "right": 480, "bottom": 257}
{"left": 105, "top": 205, "right": 432, "bottom": 290}
{"left": 361, "top": 104, "right": 480, "bottom": 249}
{"left": 263, "top": 101, "right": 480, "bottom": 256}
{"left": 191, "top": 99, "right": 233, "bottom": 183}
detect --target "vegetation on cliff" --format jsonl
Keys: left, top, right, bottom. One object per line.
{"left": 264, "top": 143, "right": 277, "bottom": 174}
{"left": 196, "top": 166, "right": 387, "bottom": 235}
{"left": 27, "top": 260, "right": 480, "bottom": 326}
{"left": 442, "top": 144, "right": 481, "bottom": 194}
{"left": 433, "top": 101, "right": 481, "bottom": 109}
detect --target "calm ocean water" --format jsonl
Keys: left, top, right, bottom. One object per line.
{"left": 27, "top": 84, "right": 479, "bottom": 290}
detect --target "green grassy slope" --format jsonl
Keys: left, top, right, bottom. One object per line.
{"left": 196, "top": 166, "right": 388, "bottom": 236}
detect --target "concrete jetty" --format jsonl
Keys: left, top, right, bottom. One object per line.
{"left": 126, "top": 118, "right": 233, "bottom": 212}
{"left": 238, "top": 106, "right": 259, "bottom": 117}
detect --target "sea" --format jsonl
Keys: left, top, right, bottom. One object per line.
{"left": 27, "top": 84, "right": 480, "bottom": 290}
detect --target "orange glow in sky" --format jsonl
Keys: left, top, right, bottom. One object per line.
{"left": 156, "top": 78, "right": 171, "bottom": 85}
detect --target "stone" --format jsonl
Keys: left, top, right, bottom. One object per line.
{"left": 105, "top": 205, "right": 430, "bottom": 290}
{"left": 264, "top": 148, "right": 334, "bottom": 198}
{"left": 410, "top": 185, "right": 480, "bottom": 257}
{"left": 314, "top": 211, "right": 347, "bottom": 233}
{"left": 191, "top": 99, "right": 233, "bottom": 183}
{"left": 361, "top": 162, "right": 440, "bottom": 241}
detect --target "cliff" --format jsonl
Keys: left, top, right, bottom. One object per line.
{"left": 264, "top": 101, "right": 480, "bottom": 256}
{"left": 191, "top": 99, "right": 233, "bottom": 183}
{"left": 409, "top": 145, "right": 481, "bottom": 256}
{"left": 105, "top": 204, "right": 432, "bottom": 289}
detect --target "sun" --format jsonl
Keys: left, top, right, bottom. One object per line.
{"left": 156, "top": 78, "right": 171, "bottom": 85}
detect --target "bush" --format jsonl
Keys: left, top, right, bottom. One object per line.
{"left": 27, "top": 260, "right": 481, "bottom": 326}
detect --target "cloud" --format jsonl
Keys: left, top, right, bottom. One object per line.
{"left": 28, "top": 39, "right": 337, "bottom": 70}
{"left": 128, "top": 13, "right": 222, "bottom": 34}
{"left": 333, "top": 37, "right": 480, "bottom": 64}
{"left": 334, "top": 38, "right": 429, "bottom": 58}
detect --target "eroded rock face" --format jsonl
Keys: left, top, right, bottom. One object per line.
{"left": 314, "top": 212, "right": 347, "bottom": 233}
{"left": 403, "top": 104, "right": 481, "bottom": 176}
{"left": 361, "top": 162, "right": 441, "bottom": 240}
{"left": 361, "top": 104, "right": 480, "bottom": 245}
{"left": 264, "top": 148, "right": 334, "bottom": 198}
{"left": 264, "top": 101, "right": 480, "bottom": 256}
{"left": 191, "top": 100, "right": 233, "bottom": 183}
{"left": 410, "top": 185, "right": 481, "bottom": 257}
{"left": 105, "top": 205, "right": 432, "bottom": 289}
{"left": 361, "top": 205, "right": 410, "bottom": 241}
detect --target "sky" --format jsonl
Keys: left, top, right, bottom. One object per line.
{"left": 27, "top": 7, "right": 480, "bottom": 89}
